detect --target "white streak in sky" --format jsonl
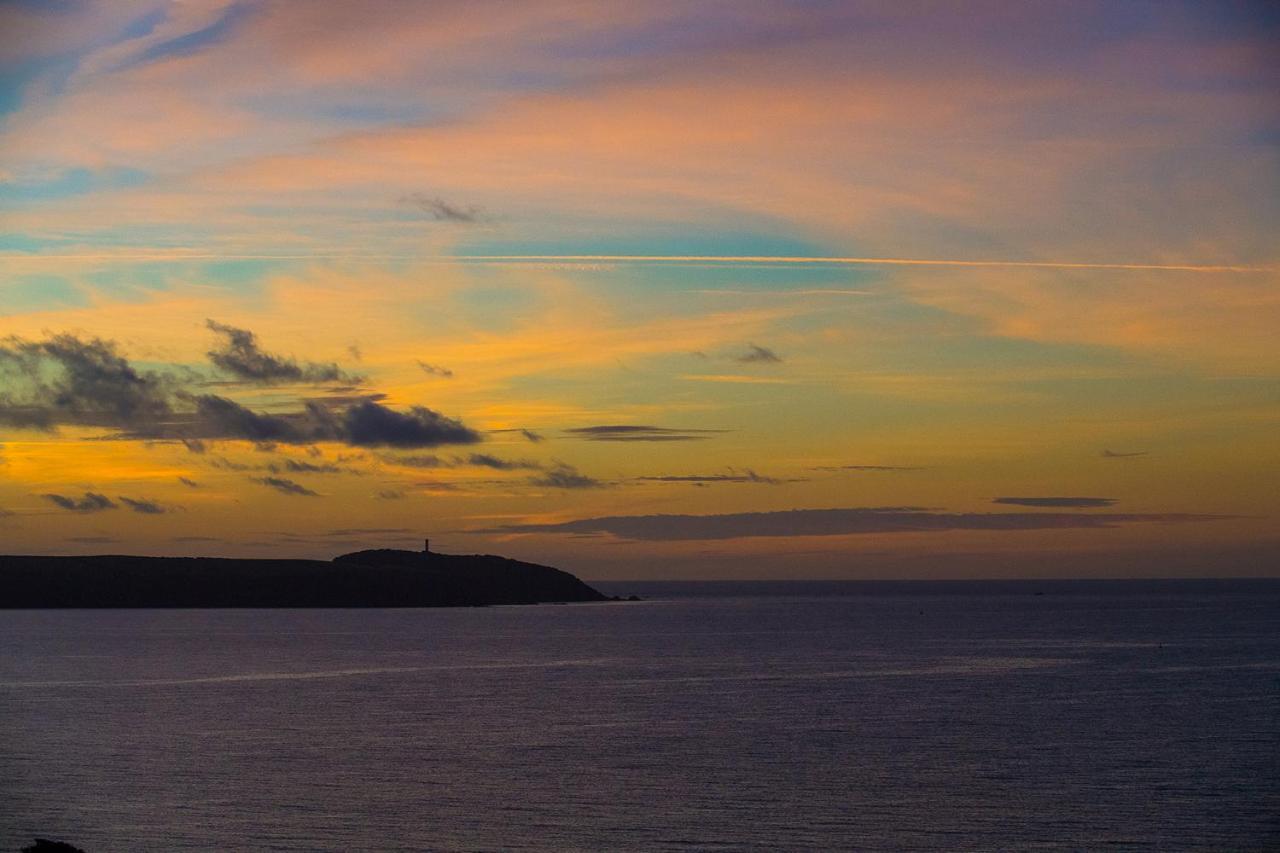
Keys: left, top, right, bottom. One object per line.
{"left": 0, "top": 252, "right": 1271, "bottom": 273}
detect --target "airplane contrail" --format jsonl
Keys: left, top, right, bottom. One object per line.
{"left": 0, "top": 252, "right": 1271, "bottom": 273}
{"left": 454, "top": 255, "right": 1273, "bottom": 273}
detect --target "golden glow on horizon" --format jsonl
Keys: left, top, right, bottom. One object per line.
{"left": 0, "top": 1, "right": 1276, "bottom": 577}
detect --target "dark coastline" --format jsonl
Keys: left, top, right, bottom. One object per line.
{"left": 0, "top": 549, "right": 608, "bottom": 608}
{"left": 589, "top": 577, "right": 1280, "bottom": 599}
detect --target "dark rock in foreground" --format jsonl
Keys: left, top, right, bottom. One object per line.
{"left": 22, "top": 841, "right": 87, "bottom": 853}
{"left": 0, "top": 549, "right": 608, "bottom": 608}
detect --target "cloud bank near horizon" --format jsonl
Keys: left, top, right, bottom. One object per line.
{"left": 479, "top": 507, "right": 1235, "bottom": 542}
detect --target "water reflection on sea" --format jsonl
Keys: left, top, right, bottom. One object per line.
{"left": 2, "top": 580, "right": 1277, "bottom": 851}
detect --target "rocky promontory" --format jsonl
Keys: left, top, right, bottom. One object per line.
{"left": 0, "top": 548, "right": 608, "bottom": 608}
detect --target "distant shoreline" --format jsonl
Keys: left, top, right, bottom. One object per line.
{"left": 588, "top": 577, "right": 1280, "bottom": 598}
{"left": 0, "top": 549, "right": 610, "bottom": 609}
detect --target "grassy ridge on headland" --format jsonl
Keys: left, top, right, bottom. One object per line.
{"left": 0, "top": 549, "right": 608, "bottom": 608}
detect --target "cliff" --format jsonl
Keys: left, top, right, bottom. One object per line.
{"left": 0, "top": 548, "right": 608, "bottom": 608}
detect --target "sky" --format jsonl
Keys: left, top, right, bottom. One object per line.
{"left": 0, "top": 1, "right": 1277, "bottom": 580}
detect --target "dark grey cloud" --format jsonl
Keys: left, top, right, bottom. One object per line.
{"left": 165, "top": 396, "right": 481, "bottom": 450}
{"left": 343, "top": 400, "right": 481, "bottom": 447}
{"left": 566, "top": 425, "right": 726, "bottom": 442}
{"left": 480, "top": 506, "right": 1233, "bottom": 541}
{"left": 993, "top": 497, "right": 1117, "bottom": 508}
{"left": 530, "top": 463, "right": 602, "bottom": 489}
{"left": 417, "top": 360, "right": 454, "bottom": 379}
{"left": 206, "top": 320, "right": 358, "bottom": 385}
{"left": 1, "top": 331, "right": 481, "bottom": 451}
{"left": 636, "top": 469, "right": 787, "bottom": 485}
{"left": 119, "top": 496, "right": 169, "bottom": 514}
{"left": 813, "top": 464, "right": 924, "bottom": 472}
{"left": 489, "top": 427, "right": 546, "bottom": 442}
{"left": 466, "top": 453, "right": 541, "bottom": 471}
{"left": 736, "top": 343, "right": 782, "bottom": 364}
{"left": 0, "top": 333, "right": 173, "bottom": 430}
{"left": 174, "top": 536, "right": 221, "bottom": 542}
{"left": 322, "top": 527, "right": 414, "bottom": 537}
{"left": 67, "top": 536, "right": 119, "bottom": 544}
{"left": 178, "top": 477, "right": 202, "bottom": 488}
{"left": 401, "top": 193, "right": 484, "bottom": 224}
{"left": 1103, "top": 449, "right": 1149, "bottom": 458}
{"left": 278, "top": 459, "right": 344, "bottom": 475}
{"left": 414, "top": 479, "right": 463, "bottom": 492}
{"left": 375, "top": 489, "right": 405, "bottom": 500}
{"left": 251, "top": 476, "right": 320, "bottom": 497}
{"left": 189, "top": 394, "right": 306, "bottom": 442}
{"left": 44, "top": 492, "right": 117, "bottom": 512}
{"left": 385, "top": 453, "right": 444, "bottom": 468}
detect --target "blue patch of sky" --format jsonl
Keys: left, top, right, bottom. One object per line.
{"left": 238, "top": 93, "right": 449, "bottom": 129}
{"left": 545, "top": 4, "right": 834, "bottom": 65}
{"left": 117, "top": 6, "right": 169, "bottom": 40}
{"left": 646, "top": 261, "right": 876, "bottom": 291}
{"left": 83, "top": 264, "right": 185, "bottom": 300}
{"left": 1, "top": 273, "right": 86, "bottom": 311}
{"left": 0, "top": 234, "right": 52, "bottom": 252}
{"left": 196, "top": 259, "right": 291, "bottom": 288}
{"left": 0, "top": 56, "right": 57, "bottom": 116}
{"left": 456, "top": 229, "right": 832, "bottom": 261}
{"left": 116, "top": 1, "right": 256, "bottom": 71}
{"left": 451, "top": 229, "right": 895, "bottom": 295}
{"left": 0, "top": 167, "right": 149, "bottom": 202}
{"left": 0, "top": 7, "right": 170, "bottom": 117}
{"left": 78, "top": 258, "right": 282, "bottom": 301}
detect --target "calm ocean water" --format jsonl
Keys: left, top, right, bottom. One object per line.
{"left": 2, "top": 580, "right": 1277, "bottom": 851}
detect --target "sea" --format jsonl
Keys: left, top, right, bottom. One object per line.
{"left": 1, "top": 580, "right": 1277, "bottom": 851}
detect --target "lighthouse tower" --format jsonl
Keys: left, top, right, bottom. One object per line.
{"left": 423, "top": 538, "right": 431, "bottom": 554}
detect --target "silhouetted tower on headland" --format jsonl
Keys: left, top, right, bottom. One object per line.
{"left": 424, "top": 538, "right": 430, "bottom": 554}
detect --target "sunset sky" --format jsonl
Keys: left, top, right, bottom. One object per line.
{"left": 1, "top": 1, "right": 1276, "bottom": 579}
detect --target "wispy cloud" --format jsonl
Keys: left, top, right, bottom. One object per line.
{"left": 400, "top": 193, "right": 485, "bottom": 224}
{"left": 993, "top": 497, "right": 1117, "bottom": 508}
{"left": 735, "top": 343, "right": 782, "bottom": 364}
{"left": 529, "top": 463, "right": 602, "bottom": 489}
{"left": 278, "top": 459, "right": 345, "bottom": 475}
{"left": 383, "top": 453, "right": 445, "bottom": 468}
{"left": 206, "top": 320, "right": 358, "bottom": 385}
{"left": 416, "top": 360, "right": 455, "bottom": 379}
{"left": 481, "top": 507, "right": 1233, "bottom": 541}
{"left": 565, "top": 425, "right": 726, "bottom": 442}
{"left": 466, "top": 453, "right": 541, "bottom": 471}
{"left": 119, "top": 496, "right": 171, "bottom": 514}
{"left": 43, "top": 492, "right": 117, "bottom": 512}
{"left": 251, "top": 476, "right": 320, "bottom": 497}
{"left": 635, "top": 469, "right": 791, "bottom": 485}
{"left": 813, "top": 465, "right": 924, "bottom": 472}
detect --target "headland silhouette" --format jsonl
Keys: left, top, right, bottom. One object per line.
{"left": 0, "top": 542, "right": 610, "bottom": 608}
